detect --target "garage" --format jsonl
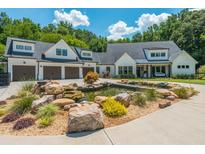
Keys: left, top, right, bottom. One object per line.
{"left": 83, "top": 67, "right": 94, "bottom": 77}
{"left": 43, "top": 66, "right": 61, "bottom": 80}
{"left": 65, "top": 67, "right": 79, "bottom": 79}
{"left": 13, "top": 65, "right": 35, "bottom": 81}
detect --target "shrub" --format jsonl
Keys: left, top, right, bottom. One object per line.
{"left": 13, "top": 118, "right": 35, "bottom": 130}
{"left": 145, "top": 89, "right": 157, "bottom": 101}
{"left": 1, "top": 112, "right": 20, "bottom": 123}
{"left": 132, "top": 93, "right": 147, "bottom": 107}
{"left": 36, "top": 104, "right": 59, "bottom": 119}
{"left": 102, "top": 97, "right": 128, "bottom": 117}
{"left": 11, "top": 96, "right": 37, "bottom": 115}
{"left": 22, "top": 82, "right": 35, "bottom": 92}
{"left": 173, "top": 87, "right": 189, "bottom": 99}
{"left": 197, "top": 65, "right": 205, "bottom": 74}
{"left": 85, "top": 92, "right": 96, "bottom": 101}
{"left": 84, "top": 71, "right": 99, "bottom": 84}
{"left": 38, "top": 117, "right": 53, "bottom": 127}
{"left": 0, "top": 109, "right": 7, "bottom": 117}
{"left": 17, "top": 90, "right": 32, "bottom": 98}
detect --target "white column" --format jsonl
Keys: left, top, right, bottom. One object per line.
{"left": 165, "top": 65, "right": 169, "bottom": 77}
{"left": 38, "top": 64, "right": 43, "bottom": 80}
{"left": 61, "top": 66, "right": 65, "bottom": 80}
{"left": 115, "top": 65, "right": 119, "bottom": 75}
{"left": 133, "top": 65, "right": 136, "bottom": 77}
{"left": 148, "top": 65, "right": 151, "bottom": 78}
{"left": 79, "top": 67, "right": 83, "bottom": 78}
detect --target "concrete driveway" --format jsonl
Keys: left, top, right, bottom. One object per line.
{"left": 0, "top": 80, "right": 205, "bottom": 144}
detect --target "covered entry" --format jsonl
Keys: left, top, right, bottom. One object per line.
{"left": 82, "top": 67, "right": 94, "bottom": 77}
{"left": 65, "top": 67, "right": 79, "bottom": 79}
{"left": 13, "top": 65, "right": 35, "bottom": 81}
{"left": 43, "top": 66, "right": 61, "bottom": 80}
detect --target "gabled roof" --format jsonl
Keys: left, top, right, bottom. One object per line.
{"left": 5, "top": 37, "right": 94, "bottom": 63}
{"left": 93, "top": 41, "right": 183, "bottom": 64}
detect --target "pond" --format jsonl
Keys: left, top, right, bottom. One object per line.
{"left": 83, "top": 86, "right": 135, "bottom": 102}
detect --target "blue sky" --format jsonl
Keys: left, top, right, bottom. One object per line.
{"left": 0, "top": 8, "right": 183, "bottom": 40}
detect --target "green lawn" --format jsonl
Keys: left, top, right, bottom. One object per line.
{"left": 123, "top": 78, "right": 205, "bottom": 85}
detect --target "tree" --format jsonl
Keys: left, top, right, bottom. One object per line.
{"left": 0, "top": 43, "right": 5, "bottom": 55}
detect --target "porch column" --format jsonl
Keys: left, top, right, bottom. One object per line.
{"left": 61, "top": 66, "right": 65, "bottom": 80}
{"left": 148, "top": 65, "right": 151, "bottom": 78}
{"left": 165, "top": 65, "right": 169, "bottom": 77}
{"left": 79, "top": 67, "right": 83, "bottom": 78}
{"left": 143, "top": 65, "right": 147, "bottom": 78}
{"left": 38, "top": 64, "right": 43, "bottom": 80}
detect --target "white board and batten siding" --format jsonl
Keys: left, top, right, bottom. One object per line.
{"left": 172, "top": 51, "right": 198, "bottom": 75}
{"left": 97, "top": 65, "right": 115, "bottom": 77}
{"left": 114, "top": 53, "right": 136, "bottom": 76}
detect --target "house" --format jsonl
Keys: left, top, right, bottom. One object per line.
{"left": 5, "top": 37, "right": 198, "bottom": 81}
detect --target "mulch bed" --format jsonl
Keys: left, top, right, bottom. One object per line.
{"left": 0, "top": 98, "right": 180, "bottom": 136}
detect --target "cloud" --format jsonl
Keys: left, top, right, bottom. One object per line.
{"left": 53, "top": 9, "right": 90, "bottom": 27}
{"left": 107, "top": 20, "right": 137, "bottom": 40}
{"left": 189, "top": 8, "right": 204, "bottom": 11}
{"left": 107, "top": 13, "right": 170, "bottom": 40}
{"left": 136, "top": 13, "right": 171, "bottom": 32}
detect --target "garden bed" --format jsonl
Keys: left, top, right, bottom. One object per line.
{"left": 0, "top": 79, "right": 198, "bottom": 136}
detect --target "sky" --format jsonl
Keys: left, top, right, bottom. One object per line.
{"left": 0, "top": 8, "right": 184, "bottom": 40}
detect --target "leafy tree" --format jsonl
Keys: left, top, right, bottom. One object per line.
{"left": 0, "top": 43, "right": 5, "bottom": 55}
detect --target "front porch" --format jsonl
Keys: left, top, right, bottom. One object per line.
{"left": 136, "top": 64, "right": 171, "bottom": 78}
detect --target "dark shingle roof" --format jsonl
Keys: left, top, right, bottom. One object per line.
{"left": 93, "top": 41, "right": 182, "bottom": 64}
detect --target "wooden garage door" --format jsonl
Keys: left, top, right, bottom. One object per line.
{"left": 43, "top": 66, "right": 61, "bottom": 80}
{"left": 83, "top": 67, "right": 94, "bottom": 77}
{"left": 13, "top": 65, "right": 35, "bottom": 81}
{"left": 65, "top": 67, "right": 79, "bottom": 79}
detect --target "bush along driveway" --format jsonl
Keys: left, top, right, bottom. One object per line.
{"left": 0, "top": 82, "right": 205, "bottom": 144}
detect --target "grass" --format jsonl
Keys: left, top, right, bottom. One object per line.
{"left": 36, "top": 104, "right": 59, "bottom": 119}
{"left": 132, "top": 93, "right": 147, "bottom": 107}
{"left": 144, "top": 89, "right": 157, "bottom": 101}
{"left": 126, "top": 78, "right": 205, "bottom": 85}
{"left": 38, "top": 117, "right": 53, "bottom": 127}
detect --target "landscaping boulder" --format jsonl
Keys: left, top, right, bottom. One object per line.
{"left": 156, "top": 89, "right": 178, "bottom": 98}
{"left": 64, "top": 91, "right": 84, "bottom": 100}
{"left": 45, "top": 83, "right": 64, "bottom": 95}
{"left": 94, "top": 96, "right": 108, "bottom": 106}
{"left": 63, "top": 84, "right": 77, "bottom": 91}
{"left": 64, "top": 103, "right": 79, "bottom": 111}
{"left": 68, "top": 103, "right": 104, "bottom": 133}
{"left": 166, "top": 95, "right": 175, "bottom": 101}
{"left": 56, "top": 94, "right": 63, "bottom": 99}
{"left": 0, "top": 100, "right": 6, "bottom": 105}
{"left": 159, "top": 101, "right": 171, "bottom": 109}
{"left": 51, "top": 98, "right": 75, "bottom": 108}
{"left": 113, "top": 92, "right": 131, "bottom": 107}
{"left": 32, "top": 95, "right": 54, "bottom": 108}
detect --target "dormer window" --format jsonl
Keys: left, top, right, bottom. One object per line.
{"left": 56, "top": 48, "right": 67, "bottom": 56}
{"left": 81, "top": 50, "right": 92, "bottom": 58}
{"left": 146, "top": 49, "right": 168, "bottom": 60}
{"left": 25, "top": 46, "right": 32, "bottom": 51}
{"left": 16, "top": 45, "right": 24, "bottom": 50}
{"left": 82, "top": 52, "right": 91, "bottom": 57}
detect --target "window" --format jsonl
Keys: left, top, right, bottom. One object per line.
{"left": 118, "top": 66, "right": 133, "bottom": 75}
{"left": 156, "top": 66, "right": 160, "bottom": 73}
{"left": 128, "top": 66, "right": 133, "bottom": 74}
{"left": 56, "top": 48, "right": 67, "bottom": 56}
{"left": 182, "top": 65, "right": 185, "bottom": 69}
{"left": 118, "top": 66, "right": 123, "bottom": 75}
{"left": 62, "top": 49, "right": 67, "bottom": 56}
{"left": 151, "top": 53, "right": 155, "bottom": 57}
{"left": 161, "top": 52, "right": 166, "bottom": 57}
{"left": 156, "top": 52, "right": 160, "bottom": 57}
{"left": 161, "top": 66, "right": 165, "bottom": 73}
{"left": 178, "top": 65, "right": 181, "bottom": 69}
{"left": 106, "top": 66, "right": 111, "bottom": 72}
{"left": 56, "top": 49, "right": 61, "bottom": 56}
{"left": 25, "top": 46, "right": 32, "bottom": 51}
{"left": 16, "top": 45, "right": 24, "bottom": 50}
{"left": 96, "top": 66, "right": 100, "bottom": 74}
{"left": 82, "top": 52, "right": 91, "bottom": 57}
{"left": 186, "top": 65, "right": 189, "bottom": 69}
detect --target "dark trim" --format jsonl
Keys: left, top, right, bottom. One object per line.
{"left": 12, "top": 51, "right": 34, "bottom": 56}
{"left": 41, "top": 57, "right": 79, "bottom": 62}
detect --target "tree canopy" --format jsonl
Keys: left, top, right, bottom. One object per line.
{"left": 0, "top": 12, "right": 107, "bottom": 54}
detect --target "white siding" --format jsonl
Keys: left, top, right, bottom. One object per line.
{"left": 7, "top": 57, "right": 38, "bottom": 81}
{"left": 97, "top": 65, "right": 115, "bottom": 77}
{"left": 114, "top": 53, "right": 136, "bottom": 76}
{"left": 44, "top": 39, "right": 78, "bottom": 60}
{"left": 172, "top": 52, "right": 197, "bottom": 75}
{"left": 144, "top": 49, "right": 168, "bottom": 60}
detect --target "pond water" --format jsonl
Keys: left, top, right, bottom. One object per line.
{"left": 83, "top": 86, "right": 135, "bottom": 102}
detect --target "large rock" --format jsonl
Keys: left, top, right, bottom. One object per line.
{"left": 64, "top": 103, "right": 79, "bottom": 111}
{"left": 32, "top": 95, "right": 54, "bottom": 108}
{"left": 156, "top": 89, "right": 178, "bottom": 98}
{"left": 94, "top": 96, "right": 107, "bottom": 106}
{"left": 51, "top": 98, "right": 75, "bottom": 108}
{"left": 159, "top": 101, "right": 171, "bottom": 109}
{"left": 64, "top": 91, "right": 84, "bottom": 100}
{"left": 45, "top": 83, "right": 64, "bottom": 95}
{"left": 68, "top": 103, "right": 104, "bottom": 133}
{"left": 113, "top": 92, "right": 131, "bottom": 107}
{"left": 166, "top": 95, "right": 175, "bottom": 101}
{"left": 0, "top": 100, "right": 6, "bottom": 105}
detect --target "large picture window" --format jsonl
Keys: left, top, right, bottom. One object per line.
{"left": 118, "top": 66, "right": 133, "bottom": 75}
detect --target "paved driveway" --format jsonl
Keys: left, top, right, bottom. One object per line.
{"left": 0, "top": 81, "right": 205, "bottom": 144}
